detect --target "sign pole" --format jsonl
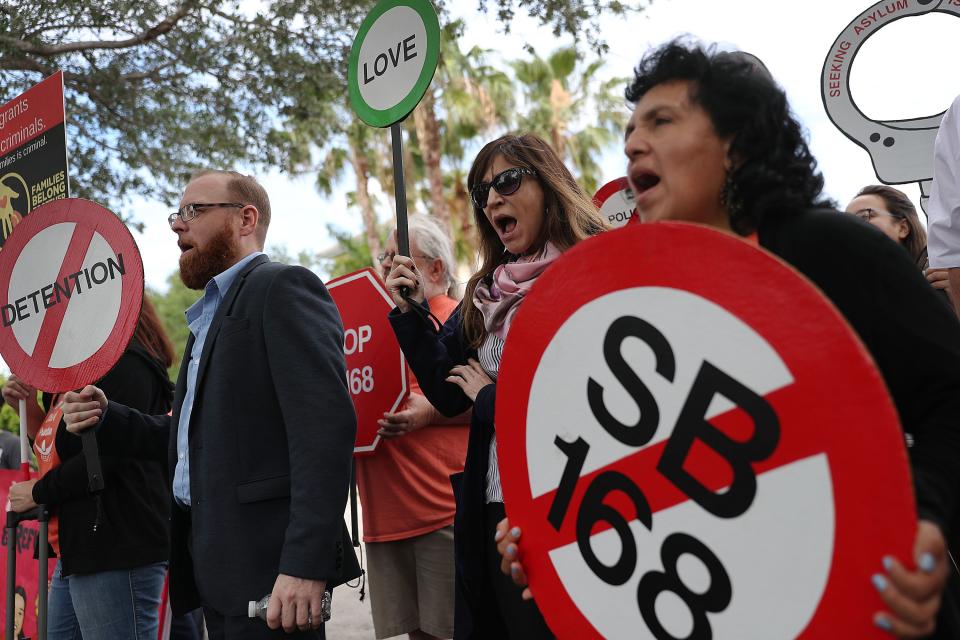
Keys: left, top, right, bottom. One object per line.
{"left": 391, "top": 122, "right": 410, "bottom": 257}
{"left": 36, "top": 506, "right": 48, "bottom": 640}
{"left": 18, "top": 399, "right": 28, "bottom": 480}
{"left": 5, "top": 512, "right": 15, "bottom": 640}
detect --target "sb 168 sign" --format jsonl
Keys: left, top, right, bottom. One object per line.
{"left": 496, "top": 223, "right": 915, "bottom": 639}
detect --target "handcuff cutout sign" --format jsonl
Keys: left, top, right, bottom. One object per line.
{"left": 821, "top": 0, "right": 960, "bottom": 213}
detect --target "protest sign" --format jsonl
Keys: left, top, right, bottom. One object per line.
{"left": 0, "top": 71, "right": 70, "bottom": 249}
{"left": 327, "top": 268, "right": 408, "bottom": 455}
{"left": 0, "top": 469, "right": 55, "bottom": 640}
{"left": 593, "top": 177, "right": 637, "bottom": 229}
{"left": 0, "top": 198, "right": 143, "bottom": 393}
{"left": 497, "top": 223, "right": 914, "bottom": 638}
{"left": 349, "top": 0, "right": 441, "bottom": 258}
{"left": 821, "top": 0, "right": 960, "bottom": 211}
{"left": 348, "top": 0, "right": 440, "bottom": 128}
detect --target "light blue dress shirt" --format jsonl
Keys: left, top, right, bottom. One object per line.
{"left": 173, "top": 251, "right": 264, "bottom": 506}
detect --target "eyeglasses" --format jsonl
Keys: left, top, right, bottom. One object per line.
{"left": 377, "top": 251, "right": 432, "bottom": 262}
{"left": 470, "top": 167, "right": 538, "bottom": 210}
{"left": 168, "top": 202, "right": 245, "bottom": 228}
{"left": 851, "top": 208, "right": 903, "bottom": 222}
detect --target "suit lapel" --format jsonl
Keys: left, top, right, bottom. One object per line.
{"left": 192, "top": 254, "right": 269, "bottom": 412}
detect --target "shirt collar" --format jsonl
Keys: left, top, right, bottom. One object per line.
{"left": 184, "top": 251, "right": 265, "bottom": 324}
{"left": 212, "top": 250, "right": 264, "bottom": 298}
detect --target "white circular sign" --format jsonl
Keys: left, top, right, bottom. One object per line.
{"left": 0, "top": 198, "right": 143, "bottom": 392}
{"left": 9, "top": 223, "right": 123, "bottom": 368}
{"left": 527, "top": 287, "right": 832, "bottom": 639}
{"left": 357, "top": 6, "right": 428, "bottom": 111}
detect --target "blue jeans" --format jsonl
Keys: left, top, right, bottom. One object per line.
{"left": 48, "top": 559, "right": 167, "bottom": 640}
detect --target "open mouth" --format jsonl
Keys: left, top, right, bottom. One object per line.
{"left": 493, "top": 214, "right": 518, "bottom": 235}
{"left": 630, "top": 170, "right": 661, "bottom": 195}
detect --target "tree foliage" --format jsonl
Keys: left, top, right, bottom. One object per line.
{"left": 511, "top": 45, "right": 629, "bottom": 193}
{"left": 0, "top": 0, "right": 641, "bottom": 218}
{"left": 0, "top": 374, "right": 20, "bottom": 434}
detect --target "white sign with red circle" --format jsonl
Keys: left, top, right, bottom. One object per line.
{"left": 0, "top": 198, "right": 143, "bottom": 392}
{"left": 327, "top": 267, "right": 408, "bottom": 455}
{"left": 496, "top": 223, "right": 914, "bottom": 639}
{"left": 593, "top": 177, "right": 637, "bottom": 229}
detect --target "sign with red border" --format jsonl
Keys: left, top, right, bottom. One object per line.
{"left": 496, "top": 223, "right": 914, "bottom": 638}
{"left": 0, "top": 71, "right": 70, "bottom": 248}
{"left": 593, "top": 177, "right": 637, "bottom": 229}
{"left": 0, "top": 198, "right": 143, "bottom": 392}
{"left": 327, "top": 268, "right": 408, "bottom": 455}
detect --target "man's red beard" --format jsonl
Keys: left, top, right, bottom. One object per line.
{"left": 179, "top": 222, "right": 239, "bottom": 290}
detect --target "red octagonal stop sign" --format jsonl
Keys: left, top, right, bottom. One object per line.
{"left": 327, "top": 268, "right": 408, "bottom": 456}
{"left": 496, "top": 223, "right": 914, "bottom": 639}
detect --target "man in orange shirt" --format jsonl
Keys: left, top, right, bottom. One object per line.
{"left": 356, "top": 215, "right": 469, "bottom": 640}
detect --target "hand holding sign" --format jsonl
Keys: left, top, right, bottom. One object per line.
{"left": 61, "top": 386, "right": 107, "bottom": 434}
{"left": 384, "top": 254, "right": 424, "bottom": 313}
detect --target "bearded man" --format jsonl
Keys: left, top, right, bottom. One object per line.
{"left": 61, "top": 170, "right": 359, "bottom": 639}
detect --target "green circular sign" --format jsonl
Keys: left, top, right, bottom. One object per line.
{"left": 348, "top": 0, "right": 440, "bottom": 128}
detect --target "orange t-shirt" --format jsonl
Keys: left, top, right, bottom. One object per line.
{"left": 356, "top": 295, "right": 469, "bottom": 542}
{"left": 34, "top": 396, "right": 62, "bottom": 554}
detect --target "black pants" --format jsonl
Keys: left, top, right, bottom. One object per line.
{"left": 184, "top": 512, "right": 326, "bottom": 640}
{"left": 479, "top": 502, "right": 554, "bottom": 639}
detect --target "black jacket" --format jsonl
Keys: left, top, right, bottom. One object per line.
{"left": 90, "top": 256, "right": 360, "bottom": 616}
{"left": 390, "top": 304, "right": 495, "bottom": 639}
{"left": 34, "top": 339, "right": 172, "bottom": 576}
{"left": 760, "top": 209, "right": 960, "bottom": 638}
{"left": 759, "top": 210, "right": 960, "bottom": 534}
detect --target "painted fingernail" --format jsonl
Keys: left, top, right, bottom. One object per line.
{"left": 510, "top": 527, "right": 521, "bottom": 538}
{"left": 871, "top": 574, "right": 887, "bottom": 592}
{"left": 882, "top": 556, "right": 893, "bottom": 572}
{"left": 874, "top": 616, "right": 893, "bottom": 632}
{"left": 506, "top": 544, "right": 517, "bottom": 557}
{"left": 919, "top": 552, "right": 936, "bottom": 573}
{"left": 494, "top": 530, "right": 504, "bottom": 542}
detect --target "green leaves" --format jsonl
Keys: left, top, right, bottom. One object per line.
{"left": 0, "top": 0, "right": 356, "bottom": 213}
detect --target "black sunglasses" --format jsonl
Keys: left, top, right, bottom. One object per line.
{"left": 471, "top": 167, "right": 538, "bottom": 210}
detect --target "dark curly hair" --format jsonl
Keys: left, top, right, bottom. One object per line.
{"left": 625, "top": 40, "right": 834, "bottom": 235}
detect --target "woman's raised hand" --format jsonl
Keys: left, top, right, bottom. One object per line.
{"left": 385, "top": 255, "right": 425, "bottom": 313}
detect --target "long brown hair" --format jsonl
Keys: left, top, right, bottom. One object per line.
{"left": 461, "top": 133, "right": 606, "bottom": 348}
{"left": 856, "top": 185, "right": 927, "bottom": 266}
{"left": 135, "top": 296, "right": 175, "bottom": 369}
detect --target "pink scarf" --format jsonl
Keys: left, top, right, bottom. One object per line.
{"left": 472, "top": 243, "right": 561, "bottom": 340}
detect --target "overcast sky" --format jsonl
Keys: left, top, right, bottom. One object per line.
{"left": 119, "top": 0, "right": 960, "bottom": 294}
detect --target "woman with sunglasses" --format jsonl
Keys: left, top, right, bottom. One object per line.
{"left": 846, "top": 185, "right": 954, "bottom": 311}
{"left": 385, "top": 133, "right": 606, "bottom": 639}
{"left": 497, "top": 41, "right": 960, "bottom": 638}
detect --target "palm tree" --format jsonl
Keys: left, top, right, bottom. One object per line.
{"left": 280, "top": 102, "right": 386, "bottom": 270}
{"left": 510, "top": 46, "right": 629, "bottom": 194}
